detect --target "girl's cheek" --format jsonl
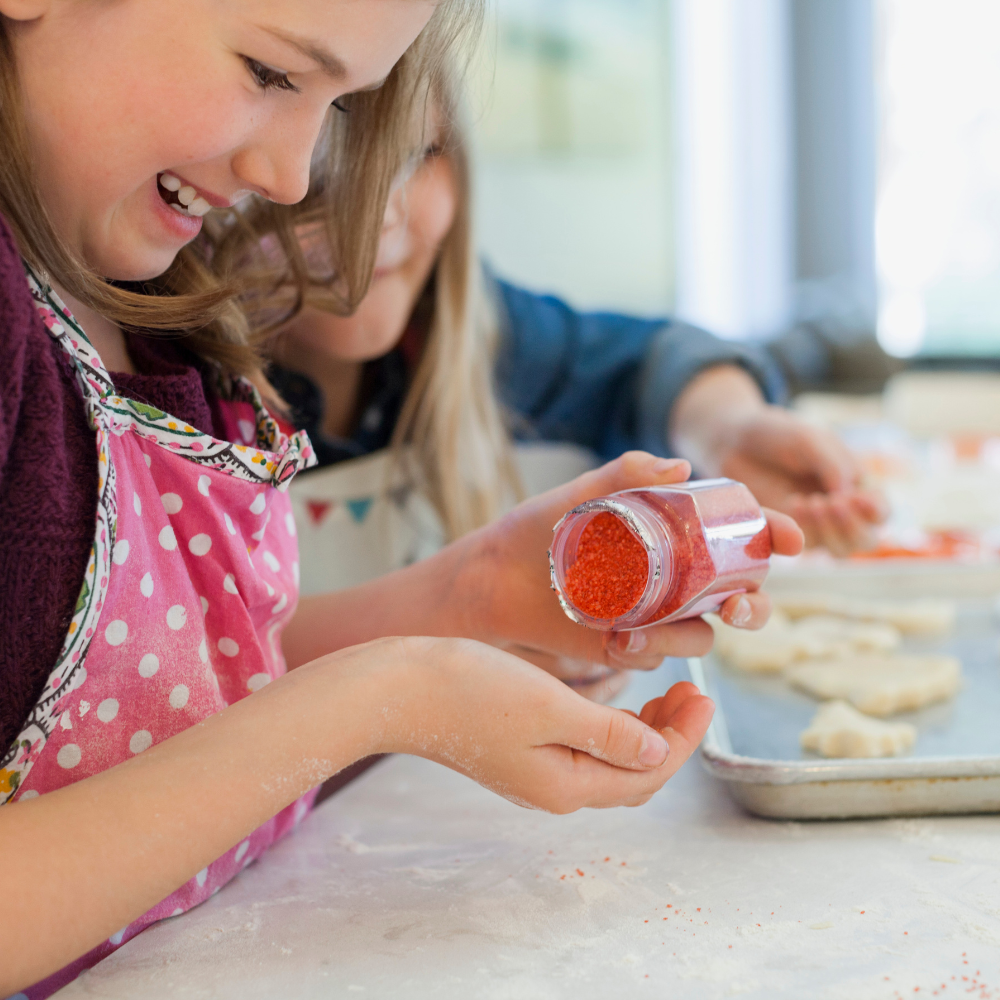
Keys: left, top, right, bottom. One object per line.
{"left": 405, "top": 157, "right": 457, "bottom": 249}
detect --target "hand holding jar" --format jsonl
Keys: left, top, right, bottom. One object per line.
{"left": 414, "top": 452, "right": 804, "bottom": 675}
{"left": 551, "top": 478, "right": 773, "bottom": 630}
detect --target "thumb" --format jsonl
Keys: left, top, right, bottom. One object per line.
{"left": 557, "top": 699, "right": 670, "bottom": 771}
{"left": 555, "top": 452, "right": 691, "bottom": 511}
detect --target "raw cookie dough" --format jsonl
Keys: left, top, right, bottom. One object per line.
{"left": 800, "top": 700, "right": 917, "bottom": 758}
{"left": 709, "top": 611, "right": 800, "bottom": 672}
{"left": 794, "top": 616, "right": 901, "bottom": 656}
{"left": 771, "top": 594, "right": 956, "bottom": 636}
{"left": 709, "top": 612, "right": 901, "bottom": 673}
{"left": 786, "top": 653, "right": 962, "bottom": 716}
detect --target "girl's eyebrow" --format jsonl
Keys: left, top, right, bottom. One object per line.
{"left": 261, "top": 26, "right": 349, "bottom": 79}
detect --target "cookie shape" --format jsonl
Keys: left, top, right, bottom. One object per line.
{"left": 710, "top": 612, "right": 901, "bottom": 674}
{"left": 709, "top": 610, "right": 800, "bottom": 672}
{"left": 772, "top": 594, "right": 956, "bottom": 636}
{"left": 794, "top": 615, "right": 901, "bottom": 656}
{"left": 800, "top": 700, "right": 917, "bottom": 758}
{"left": 786, "top": 653, "right": 962, "bottom": 716}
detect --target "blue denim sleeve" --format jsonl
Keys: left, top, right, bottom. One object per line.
{"left": 491, "top": 277, "right": 787, "bottom": 461}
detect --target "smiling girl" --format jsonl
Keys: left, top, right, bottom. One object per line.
{"left": 0, "top": 2, "right": 800, "bottom": 995}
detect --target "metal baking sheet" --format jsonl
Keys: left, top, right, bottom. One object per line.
{"left": 689, "top": 598, "right": 1000, "bottom": 819}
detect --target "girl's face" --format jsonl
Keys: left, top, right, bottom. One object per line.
{"left": 281, "top": 113, "right": 458, "bottom": 362}
{"left": 3, "top": 0, "right": 436, "bottom": 280}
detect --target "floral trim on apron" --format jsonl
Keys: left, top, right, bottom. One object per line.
{"left": 0, "top": 264, "right": 315, "bottom": 801}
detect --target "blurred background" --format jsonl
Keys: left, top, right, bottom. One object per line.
{"left": 468, "top": 0, "right": 1000, "bottom": 378}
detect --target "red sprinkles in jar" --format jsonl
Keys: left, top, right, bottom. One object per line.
{"left": 552, "top": 479, "right": 772, "bottom": 628}
{"left": 563, "top": 512, "right": 648, "bottom": 619}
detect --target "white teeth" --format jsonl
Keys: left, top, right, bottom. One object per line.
{"left": 177, "top": 185, "right": 196, "bottom": 206}
{"left": 170, "top": 201, "right": 211, "bottom": 219}
{"left": 159, "top": 172, "right": 182, "bottom": 192}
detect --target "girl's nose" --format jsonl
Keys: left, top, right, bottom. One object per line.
{"left": 231, "top": 146, "right": 310, "bottom": 206}
{"left": 382, "top": 179, "right": 407, "bottom": 230}
{"left": 231, "top": 108, "right": 329, "bottom": 206}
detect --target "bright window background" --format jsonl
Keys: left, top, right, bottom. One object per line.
{"left": 877, "top": 0, "right": 1000, "bottom": 357}
{"left": 469, "top": 0, "right": 675, "bottom": 316}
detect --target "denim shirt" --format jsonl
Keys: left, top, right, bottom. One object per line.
{"left": 272, "top": 274, "right": 788, "bottom": 467}
{"left": 492, "top": 277, "right": 787, "bottom": 460}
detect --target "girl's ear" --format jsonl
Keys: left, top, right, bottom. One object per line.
{"left": 0, "top": 0, "right": 51, "bottom": 19}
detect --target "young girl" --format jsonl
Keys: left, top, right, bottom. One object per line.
{"left": 266, "top": 62, "right": 879, "bottom": 698}
{"left": 270, "top": 60, "right": 884, "bottom": 581}
{"left": 0, "top": 2, "right": 801, "bottom": 996}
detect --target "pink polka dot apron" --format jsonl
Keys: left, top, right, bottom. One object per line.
{"left": 1, "top": 267, "right": 317, "bottom": 999}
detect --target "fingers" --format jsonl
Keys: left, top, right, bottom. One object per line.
{"left": 792, "top": 426, "right": 858, "bottom": 494}
{"left": 716, "top": 590, "right": 771, "bottom": 629}
{"left": 655, "top": 692, "right": 716, "bottom": 760}
{"left": 739, "top": 409, "right": 859, "bottom": 493}
{"left": 557, "top": 697, "right": 670, "bottom": 771}
{"left": 553, "top": 452, "right": 691, "bottom": 512}
{"left": 849, "top": 489, "right": 890, "bottom": 525}
{"left": 554, "top": 686, "right": 715, "bottom": 809}
{"left": 604, "top": 617, "right": 714, "bottom": 668}
{"left": 786, "top": 490, "right": 884, "bottom": 556}
{"left": 763, "top": 507, "right": 805, "bottom": 556}
{"left": 638, "top": 681, "right": 700, "bottom": 728}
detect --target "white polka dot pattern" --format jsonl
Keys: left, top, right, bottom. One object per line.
{"left": 188, "top": 533, "right": 212, "bottom": 556}
{"left": 169, "top": 685, "right": 190, "bottom": 709}
{"left": 160, "top": 492, "right": 183, "bottom": 515}
{"left": 166, "top": 605, "right": 188, "bottom": 631}
{"left": 129, "top": 730, "right": 153, "bottom": 754}
{"left": 57, "top": 744, "right": 81, "bottom": 769}
{"left": 16, "top": 271, "right": 315, "bottom": 956}
{"left": 104, "top": 620, "right": 128, "bottom": 646}
{"left": 96, "top": 699, "right": 119, "bottom": 723}
{"left": 218, "top": 637, "right": 240, "bottom": 658}
{"left": 138, "top": 653, "right": 160, "bottom": 677}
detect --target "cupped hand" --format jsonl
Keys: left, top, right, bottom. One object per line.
{"left": 716, "top": 407, "right": 888, "bottom": 556}
{"left": 375, "top": 636, "right": 715, "bottom": 812}
{"left": 455, "top": 451, "right": 803, "bottom": 673}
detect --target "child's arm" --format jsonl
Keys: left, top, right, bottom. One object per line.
{"left": 1, "top": 636, "right": 711, "bottom": 996}
{"left": 669, "top": 365, "right": 887, "bottom": 556}
{"left": 282, "top": 452, "right": 805, "bottom": 671}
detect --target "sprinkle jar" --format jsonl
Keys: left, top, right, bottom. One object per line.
{"left": 549, "top": 478, "right": 772, "bottom": 630}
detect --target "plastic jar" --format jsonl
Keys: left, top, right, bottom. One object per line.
{"left": 549, "top": 478, "right": 771, "bottom": 630}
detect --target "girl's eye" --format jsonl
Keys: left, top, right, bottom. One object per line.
{"left": 331, "top": 97, "right": 351, "bottom": 114}
{"left": 242, "top": 56, "right": 300, "bottom": 94}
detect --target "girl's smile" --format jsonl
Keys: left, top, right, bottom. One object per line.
{"left": 7, "top": 0, "right": 436, "bottom": 280}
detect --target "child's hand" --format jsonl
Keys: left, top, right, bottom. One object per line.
{"left": 714, "top": 407, "right": 887, "bottom": 557}
{"left": 376, "top": 637, "right": 714, "bottom": 811}
{"left": 454, "top": 451, "right": 803, "bottom": 673}
{"left": 668, "top": 365, "right": 888, "bottom": 557}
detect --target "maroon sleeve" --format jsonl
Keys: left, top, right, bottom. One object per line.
{"left": 0, "top": 215, "right": 100, "bottom": 754}
{"left": 0, "top": 215, "right": 30, "bottom": 483}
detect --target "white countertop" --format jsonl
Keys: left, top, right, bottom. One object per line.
{"left": 57, "top": 660, "right": 1000, "bottom": 1000}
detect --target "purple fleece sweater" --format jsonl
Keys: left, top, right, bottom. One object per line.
{"left": 0, "top": 214, "right": 220, "bottom": 753}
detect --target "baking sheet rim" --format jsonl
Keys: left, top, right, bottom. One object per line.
{"left": 688, "top": 657, "right": 1000, "bottom": 787}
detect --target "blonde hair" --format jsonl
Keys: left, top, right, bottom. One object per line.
{"left": 387, "top": 61, "right": 522, "bottom": 540}
{"left": 0, "top": 3, "right": 483, "bottom": 378}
